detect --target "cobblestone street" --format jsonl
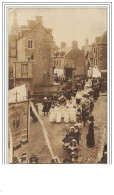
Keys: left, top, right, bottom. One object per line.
{"left": 14, "top": 88, "right": 107, "bottom": 163}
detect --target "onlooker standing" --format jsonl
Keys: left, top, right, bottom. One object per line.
{"left": 42, "top": 97, "right": 49, "bottom": 116}
{"left": 86, "top": 119, "right": 95, "bottom": 148}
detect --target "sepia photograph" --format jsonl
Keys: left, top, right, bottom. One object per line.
{"left": 8, "top": 7, "right": 107, "bottom": 164}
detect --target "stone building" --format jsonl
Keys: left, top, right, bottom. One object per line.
{"left": 92, "top": 31, "right": 107, "bottom": 70}
{"left": 17, "top": 16, "right": 54, "bottom": 93}
{"left": 65, "top": 41, "right": 86, "bottom": 77}
{"left": 53, "top": 45, "right": 71, "bottom": 77}
{"left": 53, "top": 41, "right": 86, "bottom": 79}
{"left": 9, "top": 12, "right": 54, "bottom": 93}
{"left": 9, "top": 10, "right": 19, "bottom": 89}
{"left": 85, "top": 31, "right": 107, "bottom": 78}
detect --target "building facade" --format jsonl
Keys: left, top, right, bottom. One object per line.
{"left": 9, "top": 11, "right": 19, "bottom": 89}
{"left": 92, "top": 31, "right": 107, "bottom": 70}
{"left": 9, "top": 13, "right": 54, "bottom": 93}
{"left": 85, "top": 31, "right": 107, "bottom": 77}
{"left": 53, "top": 41, "right": 86, "bottom": 79}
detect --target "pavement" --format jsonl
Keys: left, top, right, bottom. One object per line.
{"left": 14, "top": 87, "right": 107, "bottom": 164}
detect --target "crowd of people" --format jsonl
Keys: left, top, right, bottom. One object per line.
{"left": 30, "top": 76, "right": 106, "bottom": 163}
{"left": 54, "top": 74, "right": 65, "bottom": 85}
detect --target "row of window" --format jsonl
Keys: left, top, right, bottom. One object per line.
{"left": 93, "top": 58, "right": 98, "bottom": 66}
{"left": 93, "top": 47, "right": 98, "bottom": 55}
{"left": 93, "top": 46, "right": 103, "bottom": 56}
{"left": 54, "top": 52, "right": 65, "bottom": 57}
{"left": 54, "top": 60, "right": 61, "bottom": 66}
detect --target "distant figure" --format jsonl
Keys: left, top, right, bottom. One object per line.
{"left": 86, "top": 120, "right": 95, "bottom": 148}
{"left": 47, "top": 98, "right": 52, "bottom": 113}
{"left": 76, "top": 89, "right": 82, "bottom": 104}
{"left": 42, "top": 97, "right": 49, "bottom": 116}
{"left": 64, "top": 106, "right": 70, "bottom": 124}
{"left": 55, "top": 104, "right": 62, "bottom": 123}
{"left": 49, "top": 105, "right": 56, "bottom": 122}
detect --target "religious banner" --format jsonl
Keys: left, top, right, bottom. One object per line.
{"left": 9, "top": 84, "right": 27, "bottom": 103}
{"left": 9, "top": 100, "right": 29, "bottom": 148}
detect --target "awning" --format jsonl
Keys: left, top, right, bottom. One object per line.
{"left": 100, "top": 70, "right": 107, "bottom": 73}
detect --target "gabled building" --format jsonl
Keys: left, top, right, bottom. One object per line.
{"left": 9, "top": 13, "right": 54, "bottom": 93}
{"left": 93, "top": 31, "right": 107, "bottom": 70}
{"left": 53, "top": 41, "right": 86, "bottom": 79}
{"left": 84, "top": 31, "right": 107, "bottom": 78}
{"left": 65, "top": 41, "right": 86, "bottom": 77}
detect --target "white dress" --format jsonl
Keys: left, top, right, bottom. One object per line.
{"left": 56, "top": 107, "right": 62, "bottom": 123}
{"left": 60, "top": 105, "right": 65, "bottom": 118}
{"left": 76, "top": 92, "right": 82, "bottom": 100}
{"left": 64, "top": 108, "right": 70, "bottom": 123}
{"left": 69, "top": 107, "right": 76, "bottom": 123}
{"left": 49, "top": 108, "right": 56, "bottom": 122}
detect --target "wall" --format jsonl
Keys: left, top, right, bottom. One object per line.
{"left": 17, "top": 36, "right": 26, "bottom": 61}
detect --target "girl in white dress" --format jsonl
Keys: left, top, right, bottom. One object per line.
{"left": 56, "top": 104, "right": 62, "bottom": 123}
{"left": 76, "top": 89, "right": 82, "bottom": 104}
{"left": 70, "top": 106, "right": 77, "bottom": 123}
{"left": 49, "top": 105, "right": 56, "bottom": 122}
{"left": 60, "top": 105, "right": 65, "bottom": 118}
{"left": 64, "top": 106, "right": 70, "bottom": 124}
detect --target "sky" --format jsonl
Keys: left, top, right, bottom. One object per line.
{"left": 8, "top": 8, "right": 107, "bottom": 49}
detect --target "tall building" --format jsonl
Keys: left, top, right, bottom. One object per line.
{"left": 9, "top": 14, "right": 54, "bottom": 92}
{"left": 93, "top": 31, "right": 107, "bottom": 70}
{"left": 85, "top": 31, "right": 107, "bottom": 78}
{"left": 9, "top": 10, "right": 19, "bottom": 89}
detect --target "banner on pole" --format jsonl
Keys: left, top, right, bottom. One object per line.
{"left": 9, "top": 100, "right": 29, "bottom": 148}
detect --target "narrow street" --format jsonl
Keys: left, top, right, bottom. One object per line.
{"left": 14, "top": 88, "right": 107, "bottom": 164}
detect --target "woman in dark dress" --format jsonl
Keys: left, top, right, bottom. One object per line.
{"left": 42, "top": 97, "right": 49, "bottom": 116}
{"left": 82, "top": 108, "right": 88, "bottom": 127}
{"left": 86, "top": 120, "right": 95, "bottom": 147}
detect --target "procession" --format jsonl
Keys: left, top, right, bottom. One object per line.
{"left": 25, "top": 76, "right": 106, "bottom": 164}
{"left": 8, "top": 8, "right": 107, "bottom": 164}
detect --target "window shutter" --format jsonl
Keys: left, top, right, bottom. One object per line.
{"left": 16, "top": 63, "right": 21, "bottom": 78}
{"left": 28, "top": 62, "right": 33, "bottom": 78}
{"left": 33, "top": 40, "right": 35, "bottom": 49}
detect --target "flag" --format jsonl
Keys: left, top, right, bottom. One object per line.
{"left": 9, "top": 100, "right": 29, "bottom": 148}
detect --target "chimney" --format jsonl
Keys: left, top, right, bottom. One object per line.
{"left": 27, "top": 20, "right": 35, "bottom": 29}
{"left": 72, "top": 40, "right": 78, "bottom": 48}
{"left": 35, "top": 16, "right": 43, "bottom": 25}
